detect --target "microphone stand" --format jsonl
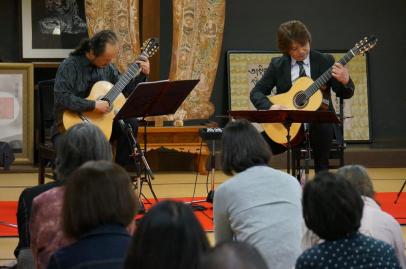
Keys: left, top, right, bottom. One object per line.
{"left": 119, "top": 120, "right": 157, "bottom": 211}
{"left": 126, "top": 122, "right": 154, "bottom": 180}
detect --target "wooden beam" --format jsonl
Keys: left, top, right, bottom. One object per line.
{"left": 141, "top": 0, "right": 160, "bottom": 81}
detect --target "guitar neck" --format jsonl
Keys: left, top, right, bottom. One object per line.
{"left": 305, "top": 49, "right": 356, "bottom": 97}
{"left": 103, "top": 53, "right": 147, "bottom": 103}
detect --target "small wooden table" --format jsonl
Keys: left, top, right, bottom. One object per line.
{"left": 137, "top": 126, "right": 209, "bottom": 174}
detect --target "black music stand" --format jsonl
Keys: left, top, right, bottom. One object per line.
{"left": 229, "top": 110, "right": 339, "bottom": 177}
{"left": 115, "top": 79, "right": 199, "bottom": 204}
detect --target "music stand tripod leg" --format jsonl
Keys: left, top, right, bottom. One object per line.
{"left": 302, "top": 123, "right": 311, "bottom": 184}
{"left": 132, "top": 150, "right": 157, "bottom": 205}
{"left": 207, "top": 140, "right": 216, "bottom": 202}
{"left": 138, "top": 122, "right": 158, "bottom": 203}
{"left": 284, "top": 120, "right": 292, "bottom": 175}
{"left": 135, "top": 141, "right": 158, "bottom": 202}
{"left": 127, "top": 140, "right": 145, "bottom": 211}
{"left": 120, "top": 120, "right": 159, "bottom": 207}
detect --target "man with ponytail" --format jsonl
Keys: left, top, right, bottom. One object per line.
{"left": 51, "top": 30, "right": 150, "bottom": 167}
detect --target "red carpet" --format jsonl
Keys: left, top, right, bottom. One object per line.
{"left": 1, "top": 193, "right": 404, "bottom": 237}
{"left": 0, "top": 198, "right": 213, "bottom": 237}
{"left": 0, "top": 201, "right": 18, "bottom": 236}
{"left": 137, "top": 197, "right": 213, "bottom": 232}
{"left": 375, "top": 192, "right": 406, "bottom": 224}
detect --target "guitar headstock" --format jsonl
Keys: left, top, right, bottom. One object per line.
{"left": 141, "top": 37, "right": 160, "bottom": 58}
{"left": 353, "top": 35, "right": 378, "bottom": 55}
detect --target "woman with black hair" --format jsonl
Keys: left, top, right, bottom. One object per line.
{"left": 214, "top": 119, "right": 302, "bottom": 269}
{"left": 124, "top": 200, "right": 210, "bottom": 269}
{"left": 47, "top": 161, "right": 138, "bottom": 269}
{"left": 297, "top": 172, "right": 401, "bottom": 269}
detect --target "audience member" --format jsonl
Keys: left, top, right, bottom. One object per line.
{"left": 30, "top": 123, "right": 112, "bottom": 269}
{"left": 15, "top": 181, "right": 58, "bottom": 267}
{"left": 214, "top": 119, "right": 302, "bottom": 269}
{"left": 199, "top": 241, "right": 268, "bottom": 269}
{"left": 337, "top": 165, "right": 406, "bottom": 268}
{"left": 296, "top": 172, "right": 401, "bottom": 269}
{"left": 47, "top": 161, "right": 138, "bottom": 269}
{"left": 124, "top": 200, "right": 210, "bottom": 269}
{"left": 301, "top": 165, "right": 406, "bottom": 268}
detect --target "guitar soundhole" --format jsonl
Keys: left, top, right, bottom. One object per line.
{"left": 294, "top": 91, "right": 308, "bottom": 108}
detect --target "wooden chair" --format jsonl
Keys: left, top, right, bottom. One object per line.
{"left": 37, "top": 80, "right": 56, "bottom": 185}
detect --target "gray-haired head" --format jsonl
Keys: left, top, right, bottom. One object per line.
{"left": 54, "top": 123, "right": 112, "bottom": 183}
{"left": 336, "top": 164, "right": 375, "bottom": 198}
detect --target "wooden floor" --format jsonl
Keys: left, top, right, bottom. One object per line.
{"left": 1, "top": 168, "right": 406, "bottom": 265}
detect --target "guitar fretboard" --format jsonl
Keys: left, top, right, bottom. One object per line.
{"left": 304, "top": 49, "right": 355, "bottom": 99}
{"left": 103, "top": 53, "right": 146, "bottom": 103}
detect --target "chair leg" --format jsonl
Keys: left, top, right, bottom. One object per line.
{"left": 38, "top": 157, "right": 45, "bottom": 185}
{"left": 339, "top": 148, "right": 344, "bottom": 167}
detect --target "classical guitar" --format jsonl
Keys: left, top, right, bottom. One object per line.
{"left": 62, "top": 38, "right": 159, "bottom": 139}
{"left": 262, "top": 35, "right": 378, "bottom": 145}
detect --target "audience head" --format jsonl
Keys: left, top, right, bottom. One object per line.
{"left": 277, "top": 20, "right": 311, "bottom": 55}
{"left": 63, "top": 160, "right": 137, "bottom": 238}
{"left": 302, "top": 172, "right": 364, "bottom": 241}
{"left": 221, "top": 119, "right": 271, "bottom": 175}
{"left": 337, "top": 164, "right": 375, "bottom": 198}
{"left": 199, "top": 241, "right": 268, "bottom": 269}
{"left": 124, "top": 200, "right": 210, "bottom": 269}
{"left": 55, "top": 123, "right": 112, "bottom": 183}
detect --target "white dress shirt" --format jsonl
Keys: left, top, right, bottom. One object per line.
{"left": 291, "top": 55, "right": 311, "bottom": 82}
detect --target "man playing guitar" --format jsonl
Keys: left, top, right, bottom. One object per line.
{"left": 250, "top": 20, "right": 355, "bottom": 172}
{"left": 51, "top": 30, "right": 150, "bottom": 167}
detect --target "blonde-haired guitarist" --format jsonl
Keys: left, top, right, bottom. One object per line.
{"left": 51, "top": 30, "right": 150, "bottom": 167}
{"left": 250, "top": 20, "right": 355, "bottom": 173}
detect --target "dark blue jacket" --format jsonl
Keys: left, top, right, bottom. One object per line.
{"left": 47, "top": 224, "right": 131, "bottom": 269}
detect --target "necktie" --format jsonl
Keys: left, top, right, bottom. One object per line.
{"left": 297, "top": 61, "right": 307, "bottom": 77}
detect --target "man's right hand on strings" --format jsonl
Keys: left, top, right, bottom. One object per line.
{"left": 94, "top": 100, "right": 110, "bottom": 113}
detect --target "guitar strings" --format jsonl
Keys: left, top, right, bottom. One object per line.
{"left": 102, "top": 44, "right": 157, "bottom": 103}
{"left": 294, "top": 50, "right": 354, "bottom": 107}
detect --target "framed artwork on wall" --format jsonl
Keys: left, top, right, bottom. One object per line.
{"left": 21, "top": 0, "right": 88, "bottom": 59}
{"left": 0, "top": 63, "right": 34, "bottom": 164}
{"left": 227, "top": 50, "right": 371, "bottom": 142}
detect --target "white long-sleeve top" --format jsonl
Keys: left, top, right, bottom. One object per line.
{"left": 214, "top": 165, "right": 303, "bottom": 269}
